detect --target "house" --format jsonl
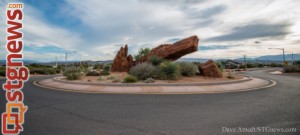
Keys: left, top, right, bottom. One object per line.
{"left": 223, "top": 60, "right": 242, "bottom": 69}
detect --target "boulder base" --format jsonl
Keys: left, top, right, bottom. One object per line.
{"left": 199, "top": 60, "right": 222, "bottom": 78}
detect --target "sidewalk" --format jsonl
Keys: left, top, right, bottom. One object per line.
{"left": 34, "top": 77, "right": 275, "bottom": 94}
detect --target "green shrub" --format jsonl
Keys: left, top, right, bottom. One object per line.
{"left": 129, "top": 63, "right": 155, "bottom": 80}
{"left": 123, "top": 75, "right": 138, "bottom": 83}
{"left": 144, "top": 78, "right": 155, "bottom": 83}
{"left": 104, "top": 65, "right": 111, "bottom": 71}
{"left": 86, "top": 71, "right": 100, "bottom": 76}
{"left": 63, "top": 67, "right": 82, "bottom": 80}
{"left": 283, "top": 65, "right": 300, "bottom": 73}
{"left": 158, "top": 61, "right": 180, "bottom": 80}
{"left": 216, "top": 61, "right": 224, "bottom": 72}
{"left": 101, "top": 70, "right": 110, "bottom": 76}
{"left": 93, "top": 64, "right": 104, "bottom": 69}
{"left": 177, "top": 62, "right": 197, "bottom": 77}
{"left": 150, "top": 56, "right": 164, "bottom": 66}
{"left": 134, "top": 47, "right": 151, "bottom": 61}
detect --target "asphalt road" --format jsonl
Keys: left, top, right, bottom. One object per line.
{"left": 0, "top": 69, "right": 299, "bottom": 135}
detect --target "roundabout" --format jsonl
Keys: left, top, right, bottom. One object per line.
{"left": 34, "top": 74, "right": 276, "bottom": 94}
{"left": 1, "top": 69, "right": 299, "bottom": 135}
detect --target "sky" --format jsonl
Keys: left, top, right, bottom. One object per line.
{"left": 0, "top": 0, "right": 300, "bottom": 62}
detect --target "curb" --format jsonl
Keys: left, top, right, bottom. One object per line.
{"left": 51, "top": 75, "right": 253, "bottom": 87}
{"left": 33, "top": 78, "right": 276, "bottom": 95}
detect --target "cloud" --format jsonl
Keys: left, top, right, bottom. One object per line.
{"left": 199, "top": 44, "right": 241, "bottom": 51}
{"left": 1, "top": 0, "right": 300, "bottom": 61}
{"left": 190, "top": 5, "right": 227, "bottom": 18}
{"left": 206, "top": 22, "right": 291, "bottom": 42}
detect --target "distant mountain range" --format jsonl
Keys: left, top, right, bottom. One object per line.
{"left": 0, "top": 54, "right": 298, "bottom": 65}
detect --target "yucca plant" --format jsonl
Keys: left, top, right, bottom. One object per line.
{"left": 158, "top": 61, "right": 180, "bottom": 80}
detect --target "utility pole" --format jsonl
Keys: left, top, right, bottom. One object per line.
{"left": 243, "top": 55, "right": 247, "bottom": 70}
{"left": 269, "top": 48, "right": 286, "bottom": 66}
{"left": 65, "top": 51, "right": 76, "bottom": 65}
{"left": 55, "top": 56, "right": 57, "bottom": 68}
{"left": 286, "top": 51, "right": 294, "bottom": 65}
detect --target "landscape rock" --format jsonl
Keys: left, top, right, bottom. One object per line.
{"left": 111, "top": 45, "right": 133, "bottom": 72}
{"left": 199, "top": 60, "right": 223, "bottom": 78}
{"left": 137, "top": 35, "right": 199, "bottom": 63}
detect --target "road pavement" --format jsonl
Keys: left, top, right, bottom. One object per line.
{"left": 0, "top": 69, "right": 299, "bottom": 135}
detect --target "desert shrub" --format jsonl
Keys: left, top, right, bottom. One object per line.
{"left": 100, "top": 70, "right": 110, "bottom": 76}
{"left": 158, "top": 61, "right": 180, "bottom": 80}
{"left": 123, "top": 75, "right": 138, "bottom": 83}
{"left": 227, "top": 75, "right": 234, "bottom": 79}
{"left": 144, "top": 78, "right": 155, "bottom": 83}
{"left": 47, "top": 68, "right": 60, "bottom": 74}
{"left": 283, "top": 65, "right": 300, "bottom": 73}
{"left": 112, "top": 78, "right": 121, "bottom": 83}
{"left": 103, "top": 65, "right": 111, "bottom": 71}
{"left": 93, "top": 64, "right": 104, "bottom": 69}
{"left": 30, "top": 69, "right": 49, "bottom": 75}
{"left": 107, "top": 76, "right": 115, "bottom": 80}
{"left": 150, "top": 56, "right": 164, "bottom": 66}
{"left": 129, "top": 63, "right": 155, "bottom": 80}
{"left": 86, "top": 71, "right": 100, "bottom": 76}
{"left": 134, "top": 47, "right": 151, "bottom": 61}
{"left": 294, "top": 61, "right": 300, "bottom": 66}
{"left": 177, "top": 62, "right": 197, "bottom": 77}
{"left": 192, "top": 62, "right": 201, "bottom": 65}
{"left": 98, "top": 76, "right": 106, "bottom": 81}
{"left": 63, "top": 67, "right": 82, "bottom": 80}
{"left": 270, "top": 63, "right": 282, "bottom": 67}
{"left": 66, "top": 72, "right": 81, "bottom": 80}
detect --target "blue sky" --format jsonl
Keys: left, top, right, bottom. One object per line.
{"left": 0, "top": 0, "right": 300, "bottom": 62}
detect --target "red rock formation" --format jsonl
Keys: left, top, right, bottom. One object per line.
{"left": 111, "top": 45, "right": 133, "bottom": 72}
{"left": 199, "top": 60, "right": 223, "bottom": 78}
{"left": 137, "top": 35, "right": 199, "bottom": 62}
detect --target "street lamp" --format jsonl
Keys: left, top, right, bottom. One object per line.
{"left": 285, "top": 51, "right": 294, "bottom": 65}
{"left": 269, "top": 48, "right": 285, "bottom": 65}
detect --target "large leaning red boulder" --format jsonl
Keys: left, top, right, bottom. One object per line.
{"left": 137, "top": 35, "right": 199, "bottom": 63}
{"left": 199, "top": 60, "right": 222, "bottom": 78}
{"left": 111, "top": 45, "right": 133, "bottom": 72}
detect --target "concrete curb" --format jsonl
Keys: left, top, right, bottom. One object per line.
{"left": 51, "top": 75, "right": 253, "bottom": 87}
{"left": 33, "top": 78, "right": 276, "bottom": 94}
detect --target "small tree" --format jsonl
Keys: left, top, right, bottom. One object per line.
{"left": 134, "top": 47, "right": 151, "bottom": 61}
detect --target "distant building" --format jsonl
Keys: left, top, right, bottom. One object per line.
{"left": 223, "top": 60, "right": 242, "bottom": 69}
